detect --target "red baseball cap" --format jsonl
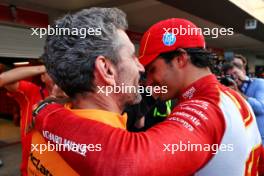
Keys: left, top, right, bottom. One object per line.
{"left": 139, "top": 18, "right": 206, "bottom": 66}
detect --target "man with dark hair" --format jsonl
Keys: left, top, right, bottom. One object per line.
{"left": 33, "top": 13, "right": 263, "bottom": 176}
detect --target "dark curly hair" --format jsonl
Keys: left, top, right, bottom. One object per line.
{"left": 158, "top": 48, "right": 215, "bottom": 68}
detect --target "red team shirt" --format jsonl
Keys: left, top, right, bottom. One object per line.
{"left": 34, "top": 75, "right": 263, "bottom": 175}
{"left": 8, "top": 80, "right": 49, "bottom": 176}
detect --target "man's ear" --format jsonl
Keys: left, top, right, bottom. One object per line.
{"left": 178, "top": 53, "right": 189, "bottom": 68}
{"left": 94, "top": 56, "right": 116, "bottom": 86}
{"left": 171, "top": 52, "right": 188, "bottom": 69}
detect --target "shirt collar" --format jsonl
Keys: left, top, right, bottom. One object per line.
{"left": 240, "top": 76, "right": 252, "bottom": 93}
{"left": 64, "top": 103, "right": 127, "bottom": 129}
{"left": 178, "top": 74, "right": 219, "bottom": 102}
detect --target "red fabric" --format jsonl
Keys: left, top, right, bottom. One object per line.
{"left": 0, "top": 88, "right": 19, "bottom": 115}
{"left": 260, "top": 147, "right": 264, "bottom": 176}
{"left": 8, "top": 80, "right": 49, "bottom": 176}
{"left": 34, "top": 75, "right": 227, "bottom": 175}
{"left": 139, "top": 18, "right": 205, "bottom": 66}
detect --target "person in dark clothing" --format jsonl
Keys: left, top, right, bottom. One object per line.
{"left": 125, "top": 93, "right": 177, "bottom": 131}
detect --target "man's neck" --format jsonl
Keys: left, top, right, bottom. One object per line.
{"left": 182, "top": 67, "right": 212, "bottom": 90}
{"left": 71, "top": 93, "right": 123, "bottom": 114}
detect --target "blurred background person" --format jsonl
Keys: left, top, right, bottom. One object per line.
{"left": 0, "top": 64, "right": 53, "bottom": 176}
{"left": 224, "top": 55, "right": 264, "bottom": 145}
{"left": 125, "top": 92, "right": 177, "bottom": 131}
{"left": 232, "top": 54, "right": 249, "bottom": 75}
{"left": 125, "top": 75, "right": 177, "bottom": 131}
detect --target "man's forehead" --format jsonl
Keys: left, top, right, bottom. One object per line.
{"left": 232, "top": 61, "right": 243, "bottom": 69}
{"left": 233, "top": 58, "right": 243, "bottom": 64}
{"left": 145, "top": 57, "right": 162, "bottom": 72}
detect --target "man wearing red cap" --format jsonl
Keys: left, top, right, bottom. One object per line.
{"left": 33, "top": 10, "right": 263, "bottom": 176}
